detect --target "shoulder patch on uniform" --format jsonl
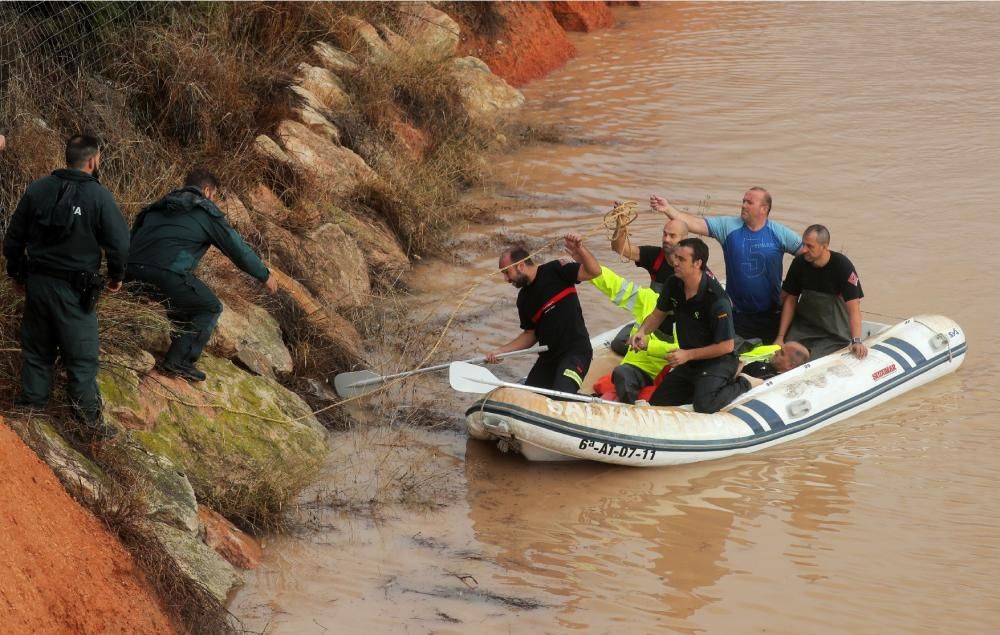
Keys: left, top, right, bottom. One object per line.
{"left": 848, "top": 272, "right": 859, "bottom": 286}
{"left": 718, "top": 312, "right": 729, "bottom": 320}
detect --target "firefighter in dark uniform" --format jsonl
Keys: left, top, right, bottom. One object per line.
{"left": 2, "top": 134, "right": 129, "bottom": 440}
{"left": 126, "top": 169, "right": 277, "bottom": 381}
{"left": 486, "top": 234, "right": 601, "bottom": 394}
{"left": 630, "top": 237, "right": 751, "bottom": 413}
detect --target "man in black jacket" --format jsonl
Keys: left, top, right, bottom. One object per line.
{"left": 3, "top": 134, "right": 129, "bottom": 440}
{"left": 630, "top": 238, "right": 750, "bottom": 413}
{"left": 127, "top": 169, "right": 277, "bottom": 381}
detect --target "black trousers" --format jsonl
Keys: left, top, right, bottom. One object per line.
{"left": 649, "top": 355, "right": 749, "bottom": 413}
{"left": 611, "top": 363, "right": 652, "bottom": 404}
{"left": 127, "top": 265, "right": 222, "bottom": 366}
{"left": 526, "top": 349, "right": 593, "bottom": 394}
{"left": 20, "top": 274, "right": 102, "bottom": 423}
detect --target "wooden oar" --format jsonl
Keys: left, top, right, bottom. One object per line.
{"left": 448, "top": 362, "right": 621, "bottom": 405}
{"left": 333, "top": 346, "right": 548, "bottom": 398}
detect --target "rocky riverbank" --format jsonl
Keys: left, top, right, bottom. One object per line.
{"left": 0, "top": 2, "right": 622, "bottom": 632}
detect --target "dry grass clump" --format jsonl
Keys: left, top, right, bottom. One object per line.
{"left": 193, "top": 456, "right": 323, "bottom": 536}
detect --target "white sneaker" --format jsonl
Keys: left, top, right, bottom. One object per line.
{"left": 634, "top": 399, "right": 650, "bottom": 406}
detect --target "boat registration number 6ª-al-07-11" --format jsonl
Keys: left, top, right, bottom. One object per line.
{"left": 578, "top": 438, "right": 657, "bottom": 461}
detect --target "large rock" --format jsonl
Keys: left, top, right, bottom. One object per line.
{"left": 450, "top": 56, "right": 526, "bottom": 120}
{"left": 129, "top": 447, "right": 200, "bottom": 534}
{"left": 252, "top": 196, "right": 371, "bottom": 310}
{"left": 329, "top": 205, "right": 409, "bottom": 274}
{"left": 299, "top": 222, "right": 371, "bottom": 309}
{"left": 376, "top": 23, "right": 414, "bottom": 57}
{"left": 246, "top": 182, "right": 292, "bottom": 227}
{"left": 98, "top": 354, "right": 329, "bottom": 523}
{"left": 266, "top": 267, "right": 365, "bottom": 365}
{"left": 297, "top": 104, "right": 341, "bottom": 144}
{"left": 339, "top": 16, "right": 393, "bottom": 64}
{"left": 397, "top": 3, "right": 460, "bottom": 60}
{"left": 212, "top": 300, "right": 294, "bottom": 378}
{"left": 296, "top": 63, "right": 351, "bottom": 112}
{"left": 198, "top": 505, "right": 263, "bottom": 570}
{"left": 154, "top": 522, "right": 241, "bottom": 604}
{"left": 254, "top": 134, "right": 291, "bottom": 165}
{"left": 276, "top": 119, "right": 376, "bottom": 195}
{"left": 312, "top": 41, "right": 360, "bottom": 75}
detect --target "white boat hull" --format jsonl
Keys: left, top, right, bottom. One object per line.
{"left": 465, "top": 315, "right": 967, "bottom": 466}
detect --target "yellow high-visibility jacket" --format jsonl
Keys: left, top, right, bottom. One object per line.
{"left": 590, "top": 266, "right": 676, "bottom": 379}
{"left": 591, "top": 267, "right": 782, "bottom": 378}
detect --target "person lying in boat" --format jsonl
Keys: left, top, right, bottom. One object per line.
{"left": 589, "top": 265, "right": 678, "bottom": 403}
{"left": 774, "top": 224, "right": 867, "bottom": 359}
{"left": 485, "top": 235, "right": 601, "bottom": 394}
{"left": 739, "top": 341, "right": 811, "bottom": 387}
{"left": 629, "top": 238, "right": 751, "bottom": 413}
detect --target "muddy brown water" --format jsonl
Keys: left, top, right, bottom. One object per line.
{"left": 232, "top": 3, "right": 1000, "bottom": 633}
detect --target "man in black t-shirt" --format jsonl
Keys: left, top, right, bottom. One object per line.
{"left": 629, "top": 237, "right": 750, "bottom": 413}
{"left": 611, "top": 210, "right": 689, "bottom": 292}
{"left": 486, "top": 234, "right": 601, "bottom": 394}
{"left": 775, "top": 225, "right": 867, "bottom": 359}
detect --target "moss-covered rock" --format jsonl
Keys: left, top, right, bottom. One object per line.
{"left": 153, "top": 522, "right": 241, "bottom": 604}
{"left": 99, "top": 353, "right": 328, "bottom": 529}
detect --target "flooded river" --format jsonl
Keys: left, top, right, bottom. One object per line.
{"left": 232, "top": 3, "right": 1000, "bottom": 632}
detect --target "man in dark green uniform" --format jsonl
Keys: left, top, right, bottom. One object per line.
{"left": 127, "top": 169, "right": 277, "bottom": 381}
{"left": 3, "top": 134, "right": 129, "bottom": 440}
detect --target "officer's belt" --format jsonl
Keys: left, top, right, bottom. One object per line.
{"left": 28, "top": 265, "right": 93, "bottom": 283}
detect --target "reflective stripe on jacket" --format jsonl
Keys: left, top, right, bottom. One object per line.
{"left": 590, "top": 266, "right": 676, "bottom": 378}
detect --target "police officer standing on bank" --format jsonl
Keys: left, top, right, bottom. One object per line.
{"left": 127, "top": 169, "right": 277, "bottom": 382}
{"left": 3, "top": 134, "right": 129, "bottom": 441}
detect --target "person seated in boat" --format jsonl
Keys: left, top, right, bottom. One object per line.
{"left": 610, "top": 210, "right": 690, "bottom": 293}
{"left": 629, "top": 238, "right": 751, "bottom": 413}
{"left": 740, "top": 341, "right": 811, "bottom": 387}
{"left": 604, "top": 211, "right": 689, "bottom": 355}
{"left": 775, "top": 224, "right": 867, "bottom": 359}
{"left": 589, "top": 265, "right": 678, "bottom": 403}
{"left": 485, "top": 234, "right": 601, "bottom": 394}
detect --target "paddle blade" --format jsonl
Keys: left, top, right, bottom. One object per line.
{"left": 333, "top": 370, "right": 382, "bottom": 398}
{"left": 449, "top": 361, "right": 503, "bottom": 394}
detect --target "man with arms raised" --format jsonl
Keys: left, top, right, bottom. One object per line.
{"left": 651, "top": 187, "right": 801, "bottom": 342}
{"left": 610, "top": 213, "right": 690, "bottom": 293}
{"left": 486, "top": 235, "right": 600, "bottom": 394}
{"left": 630, "top": 238, "right": 750, "bottom": 413}
{"left": 775, "top": 224, "right": 867, "bottom": 359}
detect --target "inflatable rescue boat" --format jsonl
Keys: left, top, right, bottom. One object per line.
{"left": 464, "top": 315, "right": 967, "bottom": 466}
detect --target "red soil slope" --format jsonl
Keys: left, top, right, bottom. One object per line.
{"left": 0, "top": 421, "right": 177, "bottom": 635}
{"left": 453, "top": 1, "right": 616, "bottom": 87}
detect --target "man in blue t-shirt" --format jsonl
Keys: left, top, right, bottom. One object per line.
{"left": 651, "top": 187, "right": 801, "bottom": 342}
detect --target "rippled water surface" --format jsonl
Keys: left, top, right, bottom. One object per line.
{"left": 233, "top": 3, "right": 1000, "bottom": 632}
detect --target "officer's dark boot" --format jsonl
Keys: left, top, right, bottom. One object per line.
{"left": 158, "top": 359, "right": 206, "bottom": 382}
